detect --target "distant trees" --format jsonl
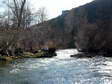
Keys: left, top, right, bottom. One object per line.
{"left": 36, "top": 7, "right": 48, "bottom": 23}
{"left": 0, "top": 13, "right": 8, "bottom": 29}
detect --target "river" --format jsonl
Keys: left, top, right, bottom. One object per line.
{"left": 0, "top": 49, "right": 112, "bottom": 84}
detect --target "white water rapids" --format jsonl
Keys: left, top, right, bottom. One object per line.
{"left": 0, "top": 49, "right": 112, "bottom": 84}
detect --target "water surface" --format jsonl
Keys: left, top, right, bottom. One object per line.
{"left": 0, "top": 49, "right": 112, "bottom": 84}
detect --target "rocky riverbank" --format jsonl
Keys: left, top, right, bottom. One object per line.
{"left": 0, "top": 48, "right": 57, "bottom": 61}
{"left": 71, "top": 49, "right": 112, "bottom": 58}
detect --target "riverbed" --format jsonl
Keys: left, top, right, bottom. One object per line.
{"left": 0, "top": 49, "right": 112, "bottom": 84}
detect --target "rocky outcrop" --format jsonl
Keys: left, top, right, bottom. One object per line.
{"left": 71, "top": 0, "right": 112, "bottom": 54}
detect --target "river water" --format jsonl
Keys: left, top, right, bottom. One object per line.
{"left": 0, "top": 49, "right": 112, "bottom": 84}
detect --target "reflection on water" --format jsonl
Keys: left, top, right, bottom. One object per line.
{"left": 0, "top": 49, "right": 112, "bottom": 84}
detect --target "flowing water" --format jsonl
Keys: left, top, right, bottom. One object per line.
{"left": 0, "top": 49, "right": 112, "bottom": 84}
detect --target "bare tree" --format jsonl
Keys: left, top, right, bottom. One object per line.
{"left": 8, "top": 0, "right": 33, "bottom": 29}
{"left": 36, "top": 7, "right": 48, "bottom": 23}
{"left": 0, "top": 12, "right": 10, "bottom": 29}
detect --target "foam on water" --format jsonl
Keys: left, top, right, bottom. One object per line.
{"left": 1, "top": 49, "right": 112, "bottom": 84}
{"left": 55, "top": 49, "right": 78, "bottom": 59}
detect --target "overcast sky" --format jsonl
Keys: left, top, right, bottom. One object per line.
{"left": 0, "top": 0, "right": 93, "bottom": 19}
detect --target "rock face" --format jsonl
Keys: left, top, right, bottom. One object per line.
{"left": 71, "top": 0, "right": 112, "bottom": 54}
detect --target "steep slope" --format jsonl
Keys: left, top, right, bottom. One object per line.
{"left": 33, "top": 0, "right": 112, "bottom": 53}
{"left": 74, "top": 0, "right": 112, "bottom": 53}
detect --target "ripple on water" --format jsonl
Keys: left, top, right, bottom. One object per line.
{"left": 0, "top": 49, "right": 112, "bottom": 84}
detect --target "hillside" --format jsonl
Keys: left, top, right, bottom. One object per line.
{"left": 32, "top": 0, "right": 112, "bottom": 54}
{"left": 0, "top": 0, "right": 111, "bottom": 56}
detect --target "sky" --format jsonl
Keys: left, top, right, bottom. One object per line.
{"left": 30, "top": 0, "right": 93, "bottom": 19}
{"left": 0, "top": 0, "right": 93, "bottom": 19}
